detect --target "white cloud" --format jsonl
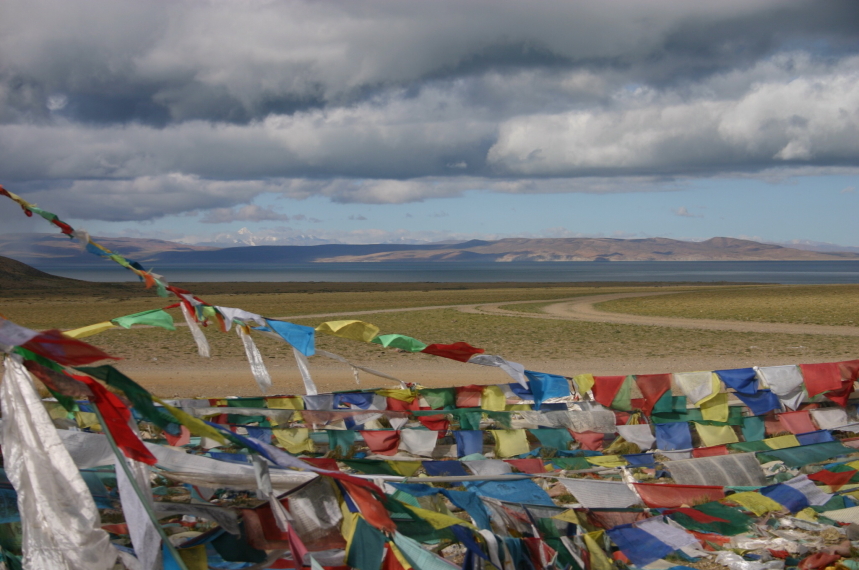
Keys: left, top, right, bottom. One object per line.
{"left": 199, "top": 204, "right": 291, "bottom": 224}
{"left": 673, "top": 206, "right": 702, "bottom": 218}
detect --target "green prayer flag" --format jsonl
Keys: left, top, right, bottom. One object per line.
{"left": 459, "top": 410, "right": 483, "bottom": 431}
{"left": 670, "top": 501, "right": 750, "bottom": 536}
{"left": 371, "top": 334, "right": 427, "bottom": 352}
{"left": 420, "top": 388, "right": 456, "bottom": 410}
{"left": 742, "top": 415, "right": 766, "bottom": 442}
{"left": 328, "top": 430, "right": 357, "bottom": 456}
{"left": 14, "top": 347, "right": 78, "bottom": 413}
{"left": 343, "top": 459, "right": 400, "bottom": 476}
{"left": 112, "top": 309, "right": 175, "bottom": 331}
{"left": 652, "top": 394, "right": 686, "bottom": 414}
{"left": 609, "top": 376, "right": 633, "bottom": 411}
{"left": 530, "top": 428, "right": 573, "bottom": 451}
{"left": 346, "top": 517, "right": 387, "bottom": 570}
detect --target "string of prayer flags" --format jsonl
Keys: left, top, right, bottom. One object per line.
{"left": 315, "top": 320, "right": 380, "bottom": 343}
{"left": 421, "top": 341, "right": 485, "bottom": 362}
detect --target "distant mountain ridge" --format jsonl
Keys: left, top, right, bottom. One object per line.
{"left": 2, "top": 233, "right": 858, "bottom": 266}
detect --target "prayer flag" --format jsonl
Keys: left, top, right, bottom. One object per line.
{"left": 316, "top": 320, "right": 380, "bottom": 343}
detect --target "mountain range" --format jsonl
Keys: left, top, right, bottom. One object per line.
{"left": 2, "top": 233, "right": 858, "bottom": 266}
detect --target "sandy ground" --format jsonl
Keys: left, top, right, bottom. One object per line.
{"left": 122, "top": 290, "right": 859, "bottom": 397}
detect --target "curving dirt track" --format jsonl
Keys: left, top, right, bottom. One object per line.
{"left": 463, "top": 291, "right": 859, "bottom": 337}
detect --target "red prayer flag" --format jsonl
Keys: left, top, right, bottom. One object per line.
{"left": 301, "top": 457, "right": 340, "bottom": 471}
{"left": 165, "top": 425, "right": 191, "bottom": 447}
{"left": 338, "top": 479, "right": 397, "bottom": 532}
{"left": 663, "top": 508, "right": 729, "bottom": 524}
{"left": 22, "top": 329, "right": 120, "bottom": 366}
{"left": 799, "top": 363, "right": 843, "bottom": 397}
{"left": 635, "top": 374, "right": 672, "bottom": 415}
{"left": 824, "top": 379, "right": 854, "bottom": 407}
{"left": 570, "top": 431, "right": 604, "bottom": 451}
{"left": 777, "top": 411, "right": 818, "bottom": 435}
{"left": 504, "top": 458, "right": 546, "bottom": 474}
{"left": 837, "top": 359, "right": 859, "bottom": 382}
{"left": 455, "top": 385, "right": 483, "bottom": 408}
{"left": 360, "top": 430, "right": 400, "bottom": 455}
{"left": 417, "top": 414, "right": 449, "bottom": 435}
{"left": 692, "top": 445, "right": 729, "bottom": 458}
{"left": 77, "top": 376, "right": 156, "bottom": 465}
{"left": 382, "top": 544, "right": 407, "bottom": 570}
{"left": 420, "top": 342, "right": 485, "bottom": 362}
{"left": 591, "top": 376, "right": 626, "bottom": 408}
{"left": 634, "top": 483, "right": 725, "bottom": 508}
{"left": 808, "top": 469, "right": 857, "bottom": 491}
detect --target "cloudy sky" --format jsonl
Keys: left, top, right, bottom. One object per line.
{"left": 1, "top": 0, "right": 858, "bottom": 247}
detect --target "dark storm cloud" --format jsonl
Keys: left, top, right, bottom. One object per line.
{"left": 1, "top": 0, "right": 858, "bottom": 220}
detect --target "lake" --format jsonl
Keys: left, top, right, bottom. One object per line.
{"left": 32, "top": 260, "right": 859, "bottom": 284}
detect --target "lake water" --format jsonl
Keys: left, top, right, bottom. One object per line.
{"left": 33, "top": 260, "right": 859, "bottom": 284}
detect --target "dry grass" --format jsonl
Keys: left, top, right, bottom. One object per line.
{"left": 598, "top": 284, "right": 859, "bottom": 327}
{"left": 3, "top": 285, "right": 635, "bottom": 330}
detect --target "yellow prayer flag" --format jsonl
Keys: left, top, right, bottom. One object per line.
{"left": 341, "top": 511, "right": 360, "bottom": 553}
{"left": 505, "top": 404, "right": 531, "bottom": 411}
{"left": 490, "top": 429, "right": 531, "bottom": 458}
{"left": 726, "top": 492, "right": 784, "bottom": 516}
{"left": 583, "top": 531, "right": 613, "bottom": 570}
{"left": 694, "top": 423, "right": 739, "bottom": 447}
{"left": 795, "top": 507, "right": 818, "bottom": 522}
{"left": 573, "top": 374, "right": 595, "bottom": 395}
{"left": 765, "top": 434, "right": 800, "bottom": 450}
{"left": 481, "top": 385, "right": 506, "bottom": 412}
{"left": 154, "top": 398, "right": 229, "bottom": 445}
{"left": 845, "top": 461, "right": 859, "bottom": 471}
{"left": 552, "top": 510, "right": 583, "bottom": 525}
{"left": 63, "top": 321, "right": 116, "bottom": 339}
{"left": 177, "top": 544, "right": 208, "bottom": 570}
{"left": 389, "top": 543, "right": 413, "bottom": 570}
{"left": 389, "top": 461, "right": 423, "bottom": 477}
{"left": 402, "top": 503, "right": 476, "bottom": 530}
{"left": 273, "top": 428, "right": 315, "bottom": 454}
{"left": 75, "top": 411, "right": 100, "bottom": 430}
{"left": 315, "top": 320, "right": 380, "bottom": 342}
{"left": 696, "top": 373, "right": 723, "bottom": 406}
{"left": 266, "top": 396, "right": 303, "bottom": 422}
{"left": 586, "top": 455, "right": 628, "bottom": 468}
{"left": 267, "top": 396, "right": 303, "bottom": 409}
{"left": 375, "top": 389, "right": 416, "bottom": 403}
{"left": 700, "top": 392, "right": 729, "bottom": 423}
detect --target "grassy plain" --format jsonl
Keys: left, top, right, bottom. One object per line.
{"left": 597, "top": 284, "right": 859, "bottom": 327}
{"left": 4, "top": 281, "right": 858, "bottom": 396}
